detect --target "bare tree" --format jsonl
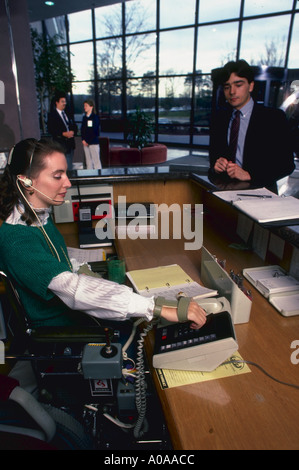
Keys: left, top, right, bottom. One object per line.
{"left": 258, "top": 37, "right": 286, "bottom": 67}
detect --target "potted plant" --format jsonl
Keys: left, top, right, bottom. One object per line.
{"left": 126, "top": 108, "right": 154, "bottom": 149}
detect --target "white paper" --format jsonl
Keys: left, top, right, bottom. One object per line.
{"left": 257, "top": 275, "right": 299, "bottom": 295}
{"left": 67, "top": 247, "right": 105, "bottom": 263}
{"left": 213, "top": 187, "right": 277, "bottom": 203}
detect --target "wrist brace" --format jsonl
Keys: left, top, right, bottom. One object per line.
{"left": 153, "top": 296, "right": 191, "bottom": 323}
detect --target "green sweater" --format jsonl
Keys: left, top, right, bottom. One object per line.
{"left": 0, "top": 218, "right": 78, "bottom": 327}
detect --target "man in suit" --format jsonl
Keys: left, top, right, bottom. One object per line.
{"left": 47, "top": 93, "right": 78, "bottom": 170}
{"left": 209, "top": 60, "right": 295, "bottom": 193}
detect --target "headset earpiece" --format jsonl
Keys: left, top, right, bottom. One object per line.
{"left": 23, "top": 177, "right": 32, "bottom": 187}
{"left": 17, "top": 175, "right": 33, "bottom": 188}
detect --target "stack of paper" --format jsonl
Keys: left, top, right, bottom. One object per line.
{"left": 243, "top": 265, "right": 299, "bottom": 317}
{"left": 212, "top": 188, "right": 299, "bottom": 226}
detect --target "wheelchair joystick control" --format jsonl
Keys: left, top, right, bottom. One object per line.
{"left": 101, "top": 328, "right": 118, "bottom": 358}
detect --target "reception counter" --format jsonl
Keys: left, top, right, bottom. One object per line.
{"left": 54, "top": 164, "right": 299, "bottom": 450}
{"left": 67, "top": 164, "right": 299, "bottom": 250}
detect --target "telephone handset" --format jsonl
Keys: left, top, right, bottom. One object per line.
{"left": 195, "top": 296, "right": 230, "bottom": 314}
{"left": 152, "top": 297, "right": 238, "bottom": 372}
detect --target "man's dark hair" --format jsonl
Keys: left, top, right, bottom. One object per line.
{"left": 54, "top": 91, "right": 67, "bottom": 103}
{"left": 222, "top": 60, "right": 255, "bottom": 84}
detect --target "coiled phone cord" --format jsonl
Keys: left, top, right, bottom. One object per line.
{"left": 134, "top": 320, "right": 157, "bottom": 439}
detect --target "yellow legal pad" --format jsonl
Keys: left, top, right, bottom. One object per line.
{"left": 126, "top": 264, "right": 217, "bottom": 300}
{"left": 155, "top": 353, "right": 251, "bottom": 390}
{"left": 127, "top": 264, "right": 193, "bottom": 291}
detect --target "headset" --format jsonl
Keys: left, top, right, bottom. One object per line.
{"left": 17, "top": 175, "right": 64, "bottom": 204}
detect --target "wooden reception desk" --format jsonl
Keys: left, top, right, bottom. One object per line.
{"left": 57, "top": 170, "right": 299, "bottom": 450}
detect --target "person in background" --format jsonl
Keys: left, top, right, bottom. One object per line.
{"left": 81, "top": 100, "right": 101, "bottom": 170}
{"left": 0, "top": 138, "right": 207, "bottom": 329}
{"left": 209, "top": 60, "right": 295, "bottom": 193}
{"left": 47, "top": 92, "right": 77, "bottom": 171}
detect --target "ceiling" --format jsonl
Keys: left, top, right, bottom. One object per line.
{"left": 27, "top": 0, "right": 126, "bottom": 22}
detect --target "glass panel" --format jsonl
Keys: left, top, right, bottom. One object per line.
{"left": 159, "top": 28, "right": 194, "bottom": 75}
{"left": 97, "top": 38, "right": 123, "bottom": 79}
{"left": 158, "top": 76, "right": 191, "bottom": 143}
{"left": 70, "top": 42, "right": 94, "bottom": 81}
{"left": 127, "top": 78, "right": 156, "bottom": 117}
{"left": 244, "top": 0, "right": 293, "bottom": 17}
{"left": 160, "top": 0, "right": 196, "bottom": 29}
{"left": 125, "top": 0, "right": 156, "bottom": 33}
{"left": 68, "top": 10, "right": 92, "bottom": 42}
{"left": 240, "top": 15, "right": 290, "bottom": 66}
{"left": 98, "top": 80, "right": 122, "bottom": 115}
{"left": 45, "top": 17, "right": 67, "bottom": 43}
{"left": 288, "top": 14, "right": 299, "bottom": 69}
{"left": 95, "top": 3, "right": 122, "bottom": 39}
{"left": 197, "top": 22, "right": 239, "bottom": 73}
{"left": 198, "top": 0, "right": 241, "bottom": 23}
{"left": 194, "top": 74, "right": 213, "bottom": 126}
{"left": 193, "top": 75, "right": 213, "bottom": 146}
{"left": 127, "top": 33, "right": 156, "bottom": 78}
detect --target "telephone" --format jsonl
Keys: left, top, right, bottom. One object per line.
{"left": 195, "top": 296, "right": 230, "bottom": 314}
{"left": 152, "top": 297, "right": 238, "bottom": 372}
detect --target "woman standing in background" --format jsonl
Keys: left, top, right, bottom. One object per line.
{"left": 81, "top": 99, "right": 102, "bottom": 169}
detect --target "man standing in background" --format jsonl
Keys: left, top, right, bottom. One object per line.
{"left": 47, "top": 92, "right": 77, "bottom": 170}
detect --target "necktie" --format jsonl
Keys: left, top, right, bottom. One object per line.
{"left": 229, "top": 110, "right": 240, "bottom": 162}
{"left": 61, "top": 111, "right": 69, "bottom": 131}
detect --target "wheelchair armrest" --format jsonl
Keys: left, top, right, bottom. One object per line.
{"left": 30, "top": 325, "right": 114, "bottom": 343}
{"left": 0, "top": 375, "right": 56, "bottom": 442}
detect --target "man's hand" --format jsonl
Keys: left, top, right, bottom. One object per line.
{"left": 214, "top": 157, "right": 229, "bottom": 173}
{"left": 226, "top": 162, "right": 251, "bottom": 181}
{"left": 62, "top": 131, "right": 75, "bottom": 139}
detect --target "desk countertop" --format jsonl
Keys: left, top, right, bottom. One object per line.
{"left": 68, "top": 165, "right": 299, "bottom": 249}
{"left": 116, "top": 223, "right": 299, "bottom": 450}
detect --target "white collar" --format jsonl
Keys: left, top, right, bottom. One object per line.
{"left": 6, "top": 203, "right": 52, "bottom": 226}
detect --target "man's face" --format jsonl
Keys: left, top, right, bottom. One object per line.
{"left": 223, "top": 73, "right": 254, "bottom": 110}
{"left": 56, "top": 98, "right": 67, "bottom": 111}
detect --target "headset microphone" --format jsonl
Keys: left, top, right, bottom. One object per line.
{"left": 17, "top": 175, "right": 64, "bottom": 203}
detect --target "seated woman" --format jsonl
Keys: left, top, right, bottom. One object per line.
{"left": 0, "top": 138, "right": 206, "bottom": 329}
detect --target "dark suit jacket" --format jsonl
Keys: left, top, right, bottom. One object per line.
{"left": 209, "top": 103, "right": 295, "bottom": 189}
{"left": 47, "top": 109, "right": 78, "bottom": 153}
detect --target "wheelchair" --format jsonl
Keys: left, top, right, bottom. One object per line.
{"left": 0, "top": 271, "right": 171, "bottom": 450}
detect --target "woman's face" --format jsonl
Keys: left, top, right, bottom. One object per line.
{"left": 84, "top": 102, "right": 93, "bottom": 115}
{"left": 27, "top": 151, "right": 71, "bottom": 208}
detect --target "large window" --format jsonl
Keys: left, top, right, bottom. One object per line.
{"left": 31, "top": 0, "right": 299, "bottom": 147}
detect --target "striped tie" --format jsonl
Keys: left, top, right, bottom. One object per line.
{"left": 229, "top": 110, "right": 240, "bottom": 162}
{"left": 61, "top": 111, "right": 69, "bottom": 131}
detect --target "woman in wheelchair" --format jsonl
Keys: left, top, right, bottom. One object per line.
{"left": 0, "top": 138, "right": 206, "bottom": 330}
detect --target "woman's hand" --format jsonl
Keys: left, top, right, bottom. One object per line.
{"left": 160, "top": 301, "right": 207, "bottom": 329}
